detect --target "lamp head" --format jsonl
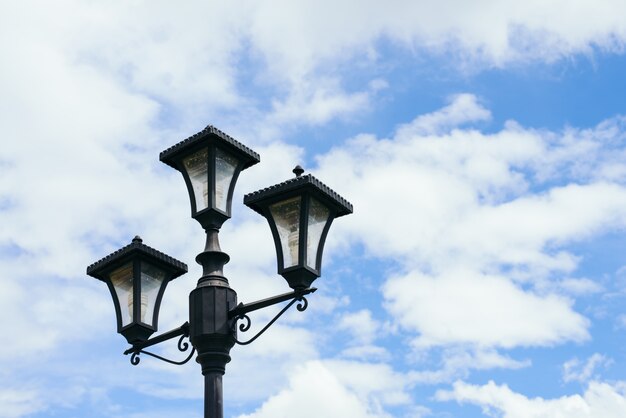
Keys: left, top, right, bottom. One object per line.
{"left": 160, "top": 125, "right": 260, "bottom": 230}
{"left": 244, "top": 167, "right": 352, "bottom": 290}
{"left": 87, "top": 236, "right": 187, "bottom": 344}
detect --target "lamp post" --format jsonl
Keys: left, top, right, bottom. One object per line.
{"left": 87, "top": 125, "right": 352, "bottom": 418}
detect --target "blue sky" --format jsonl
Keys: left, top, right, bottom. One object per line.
{"left": 2, "top": 1, "right": 626, "bottom": 417}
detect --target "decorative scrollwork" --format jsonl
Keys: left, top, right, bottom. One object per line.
{"left": 177, "top": 334, "right": 189, "bottom": 352}
{"left": 296, "top": 296, "right": 308, "bottom": 312}
{"left": 237, "top": 314, "right": 251, "bottom": 332}
{"left": 131, "top": 347, "right": 196, "bottom": 365}
{"left": 128, "top": 334, "right": 195, "bottom": 366}
{"left": 232, "top": 295, "right": 310, "bottom": 346}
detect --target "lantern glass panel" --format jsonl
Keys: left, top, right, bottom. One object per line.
{"left": 270, "top": 196, "right": 301, "bottom": 267}
{"left": 139, "top": 262, "right": 166, "bottom": 325}
{"left": 109, "top": 263, "right": 134, "bottom": 327}
{"left": 183, "top": 147, "right": 209, "bottom": 212}
{"left": 306, "top": 197, "right": 330, "bottom": 268}
{"left": 214, "top": 147, "right": 239, "bottom": 212}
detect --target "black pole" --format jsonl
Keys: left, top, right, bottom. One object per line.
{"left": 205, "top": 372, "right": 224, "bottom": 418}
{"left": 189, "top": 228, "right": 236, "bottom": 418}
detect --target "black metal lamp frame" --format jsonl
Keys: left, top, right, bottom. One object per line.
{"left": 87, "top": 126, "right": 352, "bottom": 418}
{"left": 244, "top": 166, "right": 353, "bottom": 290}
{"left": 87, "top": 236, "right": 187, "bottom": 344}
{"left": 160, "top": 125, "right": 260, "bottom": 230}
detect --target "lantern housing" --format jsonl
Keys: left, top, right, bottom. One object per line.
{"left": 160, "top": 125, "right": 260, "bottom": 230}
{"left": 244, "top": 167, "right": 352, "bottom": 290}
{"left": 87, "top": 236, "right": 187, "bottom": 344}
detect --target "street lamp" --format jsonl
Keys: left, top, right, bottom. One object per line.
{"left": 86, "top": 236, "right": 187, "bottom": 344}
{"left": 159, "top": 125, "right": 260, "bottom": 230}
{"left": 87, "top": 125, "right": 353, "bottom": 418}
{"left": 244, "top": 165, "right": 353, "bottom": 290}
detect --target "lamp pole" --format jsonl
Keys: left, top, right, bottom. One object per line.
{"left": 191, "top": 227, "right": 236, "bottom": 418}
{"left": 87, "top": 125, "right": 352, "bottom": 418}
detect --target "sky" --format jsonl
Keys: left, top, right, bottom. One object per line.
{"left": 2, "top": 1, "right": 626, "bottom": 417}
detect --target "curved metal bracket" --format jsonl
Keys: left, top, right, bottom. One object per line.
{"left": 125, "top": 323, "right": 195, "bottom": 366}
{"left": 130, "top": 335, "right": 196, "bottom": 365}
{"left": 232, "top": 295, "right": 309, "bottom": 345}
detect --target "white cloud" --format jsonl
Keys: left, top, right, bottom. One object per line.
{"left": 384, "top": 270, "right": 589, "bottom": 349}
{"left": 413, "top": 348, "right": 530, "bottom": 384}
{"left": 340, "top": 345, "right": 391, "bottom": 362}
{"left": 313, "top": 95, "right": 626, "bottom": 351}
{"left": 318, "top": 104, "right": 626, "bottom": 275}
{"left": 436, "top": 379, "right": 626, "bottom": 418}
{"left": 226, "top": 324, "right": 320, "bottom": 404}
{"left": 0, "top": 389, "right": 42, "bottom": 418}
{"left": 3, "top": 0, "right": 626, "bottom": 145}
{"left": 448, "top": 182, "right": 626, "bottom": 275}
{"left": 556, "top": 278, "right": 604, "bottom": 296}
{"left": 0, "top": 1, "right": 625, "bottom": 417}
{"left": 563, "top": 354, "right": 612, "bottom": 384}
{"left": 0, "top": 278, "right": 112, "bottom": 358}
{"left": 247, "top": 0, "right": 626, "bottom": 74}
{"left": 237, "top": 360, "right": 416, "bottom": 418}
{"left": 337, "top": 309, "right": 382, "bottom": 345}
{"left": 1, "top": 87, "right": 625, "bottom": 416}
{"left": 236, "top": 361, "right": 383, "bottom": 418}
{"left": 266, "top": 78, "right": 371, "bottom": 127}
{"left": 324, "top": 360, "right": 415, "bottom": 407}
{"left": 395, "top": 93, "right": 492, "bottom": 136}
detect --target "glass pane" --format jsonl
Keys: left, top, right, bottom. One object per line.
{"left": 183, "top": 148, "right": 209, "bottom": 212}
{"left": 140, "top": 262, "right": 166, "bottom": 325}
{"left": 307, "top": 197, "right": 330, "bottom": 268}
{"left": 270, "top": 196, "right": 301, "bottom": 268}
{"left": 215, "top": 148, "right": 239, "bottom": 212}
{"left": 109, "top": 263, "right": 134, "bottom": 327}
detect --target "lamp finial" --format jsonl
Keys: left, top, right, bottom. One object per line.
{"left": 293, "top": 165, "right": 304, "bottom": 177}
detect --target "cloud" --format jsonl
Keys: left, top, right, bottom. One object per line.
{"left": 318, "top": 100, "right": 626, "bottom": 273}
{"left": 337, "top": 309, "right": 382, "bottom": 345}
{"left": 236, "top": 361, "right": 384, "bottom": 418}
{"left": 246, "top": 0, "right": 626, "bottom": 74}
{"left": 1, "top": 2, "right": 626, "bottom": 417}
{"left": 395, "top": 93, "right": 492, "bottom": 136}
{"left": 312, "top": 94, "right": 626, "bottom": 351}
{"left": 267, "top": 79, "right": 372, "bottom": 126}
{"left": 226, "top": 324, "right": 321, "bottom": 404}
{"left": 0, "top": 389, "right": 42, "bottom": 418}
{"left": 340, "top": 345, "right": 391, "bottom": 362}
{"left": 2, "top": 85, "right": 625, "bottom": 416}
{"left": 237, "top": 360, "right": 416, "bottom": 418}
{"left": 436, "top": 379, "right": 626, "bottom": 418}
{"left": 324, "top": 360, "right": 415, "bottom": 407}
{"left": 385, "top": 270, "right": 589, "bottom": 349}
{"left": 4, "top": 0, "right": 626, "bottom": 144}
{"left": 410, "top": 348, "right": 530, "bottom": 385}
{"left": 556, "top": 278, "right": 604, "bottom": 296}
{"left": 563, "top": 354, "right": 612, "bottom": 384}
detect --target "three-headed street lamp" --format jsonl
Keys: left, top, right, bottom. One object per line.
{"left": 87, "top": 125, "right": 352, "bottom": 418}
